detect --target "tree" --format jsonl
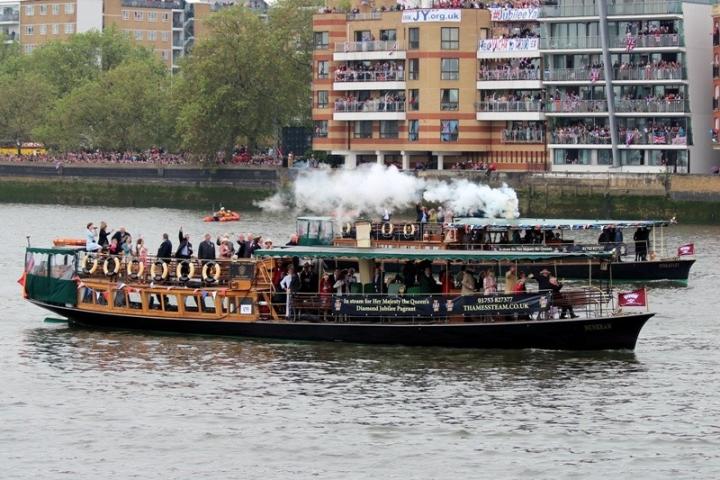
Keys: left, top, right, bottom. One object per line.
{"left": 175, "top": 0, "right": 314, "bottom": 159}
{"left": 0, "top": 72, "right": 55, "bottom": 153}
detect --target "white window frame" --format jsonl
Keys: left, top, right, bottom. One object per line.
{"left": 39, "top": 24, "right": 47, "bottom": 35}
{"left": 52, "top": 4, "right": 60, "bottom": 15}
{"left": 52, "top": 23, "right": 59, "bottom": 35}
{"left": 24, "top": 25, "right": 34, "bottom": 35}
{"left": 39, "top": 5, "right": 48, "bottom": 15}
{"left": 25, "top": 5, "right": 34, "bottom": 16}
{"left": 148, "top": 30, "right": 156, "bottom": 41}
{"left": 148, "top": 11, "right": 157, "bottom": 22}
{"left": 134, "top": 11, "right": 143, "bottom": 21}
{"left": 64, "top": 23, "right": 74, "bottom": 34}
{"left": 121, "top": 10, "right": 129, "bottom": 20}
{"left": 161, "top": 31, "right": 169, "bottom": 42}
{"left": 135, "top": 30, "right": 143, "bottom": 40}
{"left": 64, "top": 3, "right": 74, "bottom": 14}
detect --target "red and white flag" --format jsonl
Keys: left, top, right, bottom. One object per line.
{"left": 618, "top": 288, "right": 647, "bottom": 307}
{"left": 677, "top": 243, "right": 695, "bottom": 256}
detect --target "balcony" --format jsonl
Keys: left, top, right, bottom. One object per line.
{"left": 333, "top": 101, "right": 406, "bottom": 121}
{"left": 121, "top": 0, "right": 183, "bottom": 9}
{"left": 476, "top": 69, "right": 542, "bottom": 90}
{"left": 541, "top": 34, "right": 683, "bottom": 52}
{"left": 545, "top": 99, "right": 609, "bottom": 116}
{"left": 477, "top": 37, "right": 540, "bottom": 59}
{"left": 333, "top": 70, "right": 406, "bottom": 91}
{"left": 333, "top": 41, "right": 406, "bottom": 61}
{"left": 614, "top": 98, "right": 687, "bottom": 115}
{"left": 549, "top": 132, "right": 612, "bottom": 145}
{"left": 543, "top": 67, "right": 604, "bottom": 83}
{"left": 501, "top": 129, "right": 545, "bottom": 144}
{"left": 614, "top": 66, "right": 685, "bottom": 82}
{"left": 541, "top": 35, "right": 602, "bottom": 51}
{"left": 541, "top": 1, "right": 681, "bottom": 18}
{"left": 0, "top": 12, "right": 19, "bottom": 23}
{"left": 475, "top": 100, "right": 544, "bottom": 121}
{"left": 549, "top": 130, "right": 688, "bottom": 147}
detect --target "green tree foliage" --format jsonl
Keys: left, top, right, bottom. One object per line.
{"left": 175, "top": 0, "right": 314, "bottom": 158}
{"left": 0, "top": 72, "right": 54, "bottom": 151}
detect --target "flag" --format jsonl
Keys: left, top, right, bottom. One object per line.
{"left": 625, "top": 34, "right": 636, "bottom": 52}
{"left": 652, "top": 132, "right": 666, "bottom": 144}
{"left": 625, "top": 130, "right": 634, "bottom": 147}
{"left": 590, "top": 68, "right": 600, "bottom": 83}
{"left": 618, "top": 288, "right": 647, "bottom": 307}
{"left": 677, "top": 243, "right": 695, "bottom": 256}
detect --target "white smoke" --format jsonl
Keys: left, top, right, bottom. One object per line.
{"left": 255, "top": 163, "right": 519, "bottom": 219}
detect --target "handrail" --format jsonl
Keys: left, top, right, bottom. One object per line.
{"left": 334, "top": 70, "right": 405, "bottom": 82}
{"left": 335, "top": 40, "right": 403, "bottom": 53}
{"left": 478, "top": 69, "right": 540, "bottom": 81}
{"left": 545, "top": 99, "right": 608, "bottom": 113}
{"left": 476, "top": 100, "right": 543, "bottom": 112}
{"left": 334, "top": 100, "right": 406, "bottom": 113}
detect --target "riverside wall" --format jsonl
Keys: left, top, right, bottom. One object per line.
{"left": 1, "top": 163, "right": 719, "bottom": 223}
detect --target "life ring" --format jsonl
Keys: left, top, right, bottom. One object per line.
{"left": 126, "top": 259, "right": 145, "bottom": 280}
{"left": 150, "top": 260, "right": 169, "bottom": 282}
{"left": 82, "top": 256, "right": 99, "bottom": 274}
{"left": 403, "top": 223, "right": 416, "bottom": 238}
{"left": 202, "top": 262, "right": 222, "bottom": 284}
{"left": 103, "top": 257, "right": 120, "bottom": 277}
{"left": 176, "top": 260, "right": 196, "bottom": 283}
{"left": 380, "top": 222, "right": 394, "bottom": 237}
{"left": 342, "top": 222, "right": 353, "bottom": 235}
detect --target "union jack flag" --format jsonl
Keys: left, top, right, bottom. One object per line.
{"left": 625, "top": 34, "right": 636, "bottom": 52}
{"left": 652, "top": 132, "right": 666, "bottom": 144}
{"left": 590, "top": 68, "right": 600, "bottom": 83}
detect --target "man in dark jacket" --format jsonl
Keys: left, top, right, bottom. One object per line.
{"left": 157, "top": 233, "right": 172, "bottom": 260}
{"left": 176, "top": 228, "right": 193, "bottom": 259}
{"left": 198, "top": 233, "right": 216, "bottom": 261}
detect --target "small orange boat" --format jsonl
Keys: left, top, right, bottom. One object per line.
{"left": 203, "top": 209, "right": 240, "bottom": 222}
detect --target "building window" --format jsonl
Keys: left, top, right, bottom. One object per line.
{"left": 162, "top": 12, "right": 169, "bottom": 22}
{"left": 24, "top": 44, "right": 34, "bottom": 53}
{"left": 354, "top": 121, "right": 373, "bottom": 139}
{"left": 64, "top": 23, "right": 74, "bottom": 34}
{"left": 409, "top": 89, "right": 419, "bottom": 111}
{"left": 161, "top": 31, "right": 169, "bottom": 42}
{"left": 148, "top": 31, "right": 157, "bottom": 41}
{"left": 441, "top": 120, "right": 459, "bottom": 142}
{"left": 316, "top": 90, "right": 328, "bottom": 108}
{"left": 380, "top": 121, "right": 398, "bottom": 139}
{"left": 441, "top": 89, "right": 459, "bottom": 111}
{"left": 39, "top": 24, "right": 47, "bottom": 35}
{"left": 408, "top": 27, "right": 419, "bottom": 49}
{"left": 135, "top": 30, "right": 143, "bottom": 40}
{"left": 161, "top": 50, "right": 169, "bottom": 60}
{"left": 408, "top": 120, "right": 419, "bottom": 141}
{"left": 64, "top": 3, "right": 74, "bottom": 14}
{"left": 313, "top": 31, "right": 328, "bottom": 49}
{"left": 39, "top": 5, "right": 47, "bottom": 15}
{"left": 25, "top": 5, "right": 33, "bottom": 16}
{"left": 441, "top": 27, "right": 459, "bottom": 49}
{"left": 52, "top": 23, "right": 59, "bottom": 35}
{"left": 408, "top": 58, "right": 419, "bottom": 81}
{"left": 316, "top": 60, "right": 329, "bottom": 79}
{"left": 134, "top": 11, "right": 143, "bottom": 21}
{"left": 314, "top": 120, "right": 328, "bottom": 137}
{"left": 121, "top": 9, "right": 129, "bottom": 20}
{"left": 24, "top": 25, "right": 33, "bottom": 35}
{"left": 441, "top": 58, "right": 459, "bottom": 80}
{"left": 148, "top": 12, "right": 157, "bottom": 22}
{"left": 52, "top": 4, "right": 60, "bottom": 15}
{"left": 380, "top": 29, "right": 396, "bottom": 41}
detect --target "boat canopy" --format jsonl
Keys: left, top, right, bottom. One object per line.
{"left": 254, "top": 246, "right": 614, "bottom": 262}
{"left": 27, "top": 246, "right": 84, "bottom": 255}
{"left": 451, "top": 217, "right": 673, "bottom": 231}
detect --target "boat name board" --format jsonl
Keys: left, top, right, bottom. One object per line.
{"left": 332, "top": 292, "right": 550, "bottom": 317}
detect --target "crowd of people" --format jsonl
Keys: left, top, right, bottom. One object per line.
{"left": 319, "top": 0, "right": 542, "bottom": 14}
{"left": 479, "top": 58, "right": 540, "bottom": 81}
{"left": 334, "top": 62, "right": 405, "bottom": 82}
{"left": 480, "top": 92, "right": 543, "bottom": 111}
{"left": 502, "top": 124, "right": 544, "bottom": 143}
{"left": 550, "top": 122, "right": 687, "bottom": 145}
{"left": 613, "top": 59, "right": 684, "bottom": 81}
{"left": 334, "top": 92, "right": 406, "bottom": 112}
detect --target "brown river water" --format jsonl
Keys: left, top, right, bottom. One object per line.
{"left": 1, "top": 203, "right": 719, "bottom": 479}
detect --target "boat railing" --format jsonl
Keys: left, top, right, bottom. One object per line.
{"left": 268, "top": 288, "right": 613, "bottom": 323}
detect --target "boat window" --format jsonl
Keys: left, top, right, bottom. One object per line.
{"left": 50, "top": 253, "right": 76, "bottom": 279}
{"left": 201, "top": 295, "right": 216, "bottom": 313}
{"left": 128, "top": 291, "right": 142, "bottom": 309}
{"left": 221, "top": 296, "right": 236, "bottom": 314}
{"left": 309, "top": 220, "right": 320, "bottom": 238}
{"left": 319, "top": 220, "right": 334, "bottom": 243}
{"left": 29, "top": 253, "right": 49, "bottom": 276}
{"left": 296, "top": 219, "right": 308, "bottom": 237}
{"left": 80, "top": 287, "right": 94, "bottom": 304}
{"left": 163, "top": 295, "right": 179, "bottom": 312}
{"left": 113, "top": 289, "right": 128, "bottom": 308}
{"left": 97, "top": 290, "right": 109, "bottom": 305}
{"left": 184, "top": 295, "right": 199, "bottom": 312}
{"left": 148, "top": 293, "right": 162, "bottom": 310}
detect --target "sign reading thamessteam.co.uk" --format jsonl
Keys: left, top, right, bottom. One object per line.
{"left": 401, "top": 9, "right": 461, "bottom": 23}
{"left": 333, "top": 292, "right": 550, "bottom": 317}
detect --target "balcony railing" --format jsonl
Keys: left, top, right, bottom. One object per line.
{"left": 543, "top": 67, "right": 604, "bottom": 82}
{"left": 541, "top": 34, "right": 682, "bottom": 50}
{"left": 549, "top": 132, "right": 612, "bottom": 144}
{"left": 476, "top": 100, "right": 543, "bottom": 112}
{"left": 335, "top": 40, "right": 403, "bottom": 53}
{"left": 541, "top": 36, "right": 602, "bottom": 50}
{"left": 542, "top": 1, "right": 681, "bottom": 17}
{"left": 614, "top": 99, "right": 687, "bottom": 113}
{"left": 334, "top": 101, "right": 406, "bottom": 113}
{"left": 478, "top": 69, "right": 541, "bottom": 81}
{"left": 614, "top": 66, "right": 685, "bottom": 81}
{"left": 334, "top": 70, "right": 405, "bottom": 82}
{"left": 0, "top": 12, "right": 19, "bottom": 22}
{"left": 478, "top": 37, "right": 539, "bottom": 54}
{"left": 546, "top": 99, "right": 609, "bottom": 113}
{"left": 501, "top": 129, "right": 545, "bottom": 143}
{"left": 550, "top": 129, "right": 688, "bottom": 145}
{"left": 121, "top": 0, "right": 183, "bottom": 9}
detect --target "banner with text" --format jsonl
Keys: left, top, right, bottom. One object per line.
{"left": 478, "top": 37, "right": 539, "bottom": 53}
{"left": 332, "top": 292, "right": 551, "bottom": 317}
{"left": 488, "top": 7, "right": 540, "bottom": 21}
{"left": 401, "top": 9, "right": 461, "bottom": 23}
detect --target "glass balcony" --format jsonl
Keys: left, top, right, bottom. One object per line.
{"left": 542, "top": 1, "right": 681, "bottom": 18}
{"left": 121, "top": 0, "right": 183, "bottom": 9}
{"left": 334, "top": 70, "right": 405, "bottom": 82}
{"left": 541, "top": 34, "right": 682, "bottom": 50}
{"left": 501, "top": 129, "right": 545, "bottom": 143}
{"left": 549, "top": 131, "right": 612, "bottom": 144}
{"left": 334, "top": 101, "right": 406, "bottom": 113}
{"left": 0, "top": 11, "right": 19, "bottom": 22}
{"left": 335, "top": 40, "right": 403, "bottom": 53}
{"left": 614, "top": 98, "right": 687, "bottom": 113}
{"left": 614, "top": 66, "right": 685, "bottom": 81}
{"left": 478, "top": 69, "right": 541, "bottom": 81}
{"left": 546, "top": 99, "right": 608, "bottom": 113}
{"left": 541, "top": 36, "right": 602, "bottom": 49}
{"left": 476, "top": 100, "right": 543, "bottom": 112}
{"left": 544, "top": 67, "right": 604, "bottom": 82}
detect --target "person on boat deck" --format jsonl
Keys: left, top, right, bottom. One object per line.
{"left": 512, "top": 229, "right": 522, "bottom": 245}
{"left": 108, "top": 238, "right": 120, "bottom": 255}
{"left": 135, "top": 238, "right": 148, "bottom": 265}
{"left": 279, "top": 266, "right": 300, "bottom": 319}
{"left": 218, "top": 237, "right": 233, "bottom": 259}
{"left": 300, "top": 263, "right": 318, "bottom": 293}
{"left": 513, "top": 272, "right": 528, "bottom": 293}
{"left": 417, "top": 266, "right": 437, "bottom": 293}
{"left": 428, "top": 209, "right": 437, "bottom": 223}
{"left": 264, "top": 240, "right": 274, "bottom": 250}
{"left": 111, "top": 227, "right": 130, "bottom": 251}
{"left": 271, "top": 262, "right": 286, "bottom": 289}
{"left": 439, "top": 268, "right": 451, "bottom": 294}
{"left": 234, "top": 234, "right": 245, "bottom": 258}
{"left": 613, "top": 227, "right": 624, "bottom": 259}
{"left": 633, "top": 227, "right": 650, "bottom": 261}
{"left": 333, "top": 270, "right": 347, "bottom": 295}
{"left": 437, "top": 206, "right": 445, "bottom": 224}
{"left": 157, "top": 233, "right": 172, "bottom": 261}
{"left": 371, "top": 264, "right": 385, "bottom": 294}
{"left": 319, "top": 272, "right": 333, "bottom": 308}
{"left": 176, "top": 228, "right": 193, "bottom": 259}
{"left": 461, "top": 268, "right": 477, "bottom": 295}
{"left": 483, "top": 269, "right": 497, "bottom": 294}
{"left": 242, "top": 233, "right": 254, "bottom": 258}
{"left": 549, "top": 275, "right": 577, "bottom": 319}
{"left": 286, "top": 234, "right": 299, "bottom": 246}
{"left": 247, "top": 236, "right": 262, "bottom": 257}
{"left": 98, "top": 221, "right": 112, "bottom": 250}
{"left": 415, "top": 203, "right": 424, "bottom": 222}
{"left": 504, "top": 266, "right": 518, "bottom": 293}
{"left": 536, "top": 268, "right": 552, "bottom": 292}
{"left": 85, "top": 222, "right": 101, "bottom": 252}
{"left": 198, "top": 233, "right": 216, "bottom": 261}
{"left": 403, "top": 260, "right": 417, "bottom": 288}
{"left": 121, "top": 234, "right": 133, "bottom": 256}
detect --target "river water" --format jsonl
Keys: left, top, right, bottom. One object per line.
{"left": 1, "top": 203, "right": 719, "bottom": 479}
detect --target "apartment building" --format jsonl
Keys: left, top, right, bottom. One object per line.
{"left": 19, "top": 0, "right": 102, "bottom": 53}
{"left": 541, "top": 0, "right": 712, "bottom": 173}
{"left": 0, "top": 0, "right": 20, "bottom": 42}
{"left": 312, "top": 0, "right": 548, "bottom": 170}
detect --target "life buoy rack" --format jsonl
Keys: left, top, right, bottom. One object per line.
{"left": 402, "top": 223, "right": 416, "bottom": 238}
{"left": 126, "top": 259, "right": 145, "bottom": 280}
{"left": 150, "top": 260, "right": 169, "bottom": 282}
{"left": 202, "top": 262, "right": 222, "bottom": 284}
{"left": 342, "top": 222, "right": 353, "bottom": 236}
{"left": 82, "top": 256, "right": 99, "bottom": 274}
{"left": 380, "top": 222, "right": 394, "bottom": 237}
{"left": 103, "top": 257, "right": 121, "bottom": 277}
{"left": 176, "top": 260, "right": 196, "bottom": 283}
